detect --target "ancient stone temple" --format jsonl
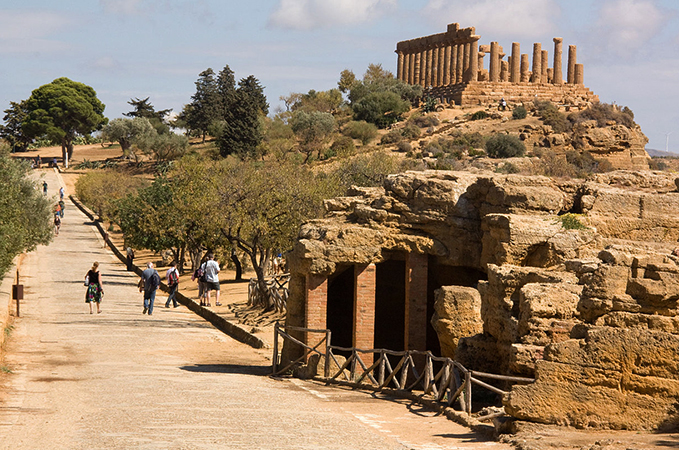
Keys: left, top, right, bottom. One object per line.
{"left": 395, "top": 23, "right": 598, "bottom": 106}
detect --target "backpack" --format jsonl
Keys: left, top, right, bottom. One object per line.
{"left": 169, "top": 268, "right": 179, "bottom": 286}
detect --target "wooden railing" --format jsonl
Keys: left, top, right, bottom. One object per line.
{"left": 248, "top": 274, "right": 290, "bottom": 312}
{"left": 272, "top": 324, "right": 534, "bottom": 415}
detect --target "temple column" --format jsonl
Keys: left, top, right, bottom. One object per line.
{"left": 456, "top": 43, "right": 464, "bottom": 83}
{"left": 438, "top": 45, "right": 446, "bottom": 86}
{"left": 354, "top": 264, "right": 376, "bottom": 364}
{"left": 397, "top": 51, "right": 404, "bottom": 81}
{"left": 305, "top": 274, "right": 328, "bottom": 349}
{"left": 425, "top": 47, "right": 433, "bottom": 88}
{"left": 553, "top": 37, "right": 563, "bottom": 84}
{"left": 432, "top": 46, "right": 440, "bottom": 86}
{"left": 469, "top": 36, "right": 479, "bottom": 81}
{"left": 462, "top": 41, "right": 470, "bottom": 81}
{"left": 405, "top": 253, "right": 428, "bottom": 351}
{"left": 403, "top": 52, "right": 411, "bottom": 84}
{"left": 451, "top": 45, "right": 458, "bottom": 84}
{"left": 567, "top": 44, "right": 577, "bottom": 84}
{"left": 489, "top": 41, "right": 500, "bottom": 82}
{"left": 510, "top": 42, "right": 520, "bottom": 83}
{"left": 520, "top": 54, "right": 530, "bottom": 82}
{"left": 574, "top": 63, "right": 584, "bottom": 85}
{"left": 531, "top": 43, "right": 542, "bottom": 83}
{"left": 443, "top": 45, "right": 452, "bottom": 85}
{"left": 414, "top": 51, "right": 422, "bottom": 86}
{"left": 408, "top": 53, "right": 416, "bottom": 84}
{"left": 541, "top": 49, "right": 549, "bottom": 82}
{"left": 500, "top": 60, "right": 509, "bottom": 82}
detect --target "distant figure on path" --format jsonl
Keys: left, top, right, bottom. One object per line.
{"left": 192, "top": 259, "right": 208, "bottom": 306}
{"left": 85, "top": 262, "right": 103, "bottom": 314}
{"left": 204, "top": 253, "right": 221, "bottom": 307}
{"left": 126, "top": 246, "right": 135, "bottom": 271}
{"left": 42, "top": 181, "right": 48, "bottom": 195}
{"left": 59, "top": 186, "right": 64, "bottom": 200}
{"left": 58, "top": 200, "right": 65, "bottom": 217}
{"left": 165, "top": 261, "right": 180, "bottom": 308}
{"left": 139, "top": 262, "right": 160, "bottom": 315}
{"left": 53, "top": 213, "right": 61, "bottom": 236}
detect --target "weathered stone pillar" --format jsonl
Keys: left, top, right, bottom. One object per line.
{"left": 462, "top": 41, "right": 471, "bottom": 81}
{"left": 436, "top": 46, "right": 446, "bottom": 86}
{"left": 510, "top": 42, "right": 520, "bottom": 83}
{"left": 456, "top": 43, "right": 464, "bottom": 83}
{"left": 574, "top": 63, "right": 584, "bottom": 85}
{"left": 520, "top": 54, "right": 530, "bottom": 82}
{"left": 305, "top": 274, "right": 328, "bottom": 348}
{"left": 469, "top": 36, "right": 479, "bottom": 81}
{"left": 397, "top": 51, "right": 404, "bottom": 81}
{"left": 354, "top": 264, "right": 376, "bottom": 364}
{"left": 541, "top": 49, "right": 549, "bottom": 81}
{"left": 432, "top": 46, "right": 439, "bottom": 86}
{"left": 425, "top": 47, "right": 433, "bottom": 88}
{"left": 567, "top": 44, "right": 577, "bottom": 84}
{"left": 405, "top": 253, "right": 428, "bottom": 351}
{"left": 443, "top": 45, "right": 452, "bottom": 85}
{"left": 553, "top": 37, "right": 563, "bottom": 85}
{"left": 500, "top": 60, "right": 509, "bottom": 82}
{"left": 451, "top": 45, "right": 458, "bottom": 84}
{"left": 489, "top": 41, "right": 500, "bottom": 82}
{"left": 414, "top": 51, "right": 422, "bottom": 86}
{"left": 408, "top": 53, "right": 416, "bottom": 84}
{"left": 531, "top": 43, "right": 542, "bottom": 83}
{"left": 403, "top": 53, "right": 411, "bottom": 84}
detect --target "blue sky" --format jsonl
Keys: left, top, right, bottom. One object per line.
{"left": 2, "top": 0, "right": 679, "bottom": 151}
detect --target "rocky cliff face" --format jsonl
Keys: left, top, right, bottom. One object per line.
{"left": 287, "top": 169, "right": 679, "bottom": 430}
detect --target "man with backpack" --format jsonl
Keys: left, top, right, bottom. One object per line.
{"left": 139, "top": 262, "right": 161, "bottom": 315}
{"left": 165, "top": 261, "right": 180, "bottom": 308}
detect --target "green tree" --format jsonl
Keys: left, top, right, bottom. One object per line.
{"left": 101, "top": 117, "right": 157, "bottom": 157}
{"left": 22, "top": 77, "right": 107, "bottom": 167}
{"left": 218, "top": 75, "right": 268, "bottom": 159}
{"left": 0, "top": 150, "right": 53, "bottom": 275}
{"left": 0, "top": 101, "right": 31, "bottom": 151}
{"left": 149, "top": 133, "right": 189, "bottom": 162}
{"left": 485, "top": 134, "right": 526, "bottom": 158}
{"left": 352, "top": 91, "right": 410, "bottom": 128}
{"left": 124, "top": 97, "right": 171, "bottom": 135}
{"left": 75, "top": 170, "right": 149, "bottom": 220}
{"left": 342, "top": 120, "right": 378, "bottom": 145}
{"left": 186, "top": 69, "right": 219, "bottom": 143}
{"left": 290, "top": 110, "right": 336, "bottom": 162}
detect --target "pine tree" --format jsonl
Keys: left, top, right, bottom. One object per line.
{"left": 186, "top": 68, "right": 218, "bottom": 143}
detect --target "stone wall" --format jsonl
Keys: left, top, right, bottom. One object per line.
{"left": 286, "top": 170, "right": 679, "bottom": 430}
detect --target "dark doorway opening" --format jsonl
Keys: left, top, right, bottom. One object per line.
{"left": 427, "top": 257, "right": 487, "bottom": 356}
{"left": 375, "top": 258, "right": 406, "bottom": 352}
{"left": 327, "top": 265, "right": 354, "bottom": 357}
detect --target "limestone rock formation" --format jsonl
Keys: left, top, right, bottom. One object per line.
{"left": 431, "top": 286, "right": 483, "bottom": 359}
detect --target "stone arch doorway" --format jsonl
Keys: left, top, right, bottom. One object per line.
{"left": 326, "top": 265, "right": 354, "bottom": 356}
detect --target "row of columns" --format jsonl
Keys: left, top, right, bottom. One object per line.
{"left": 397, "top": 35, "right": 584, "bottom": 87}
{"left": 304, "top": 253, "right": 429, "bottom": 365}
{"left": 397, "top": 37, "right": 480, "bottom": 88}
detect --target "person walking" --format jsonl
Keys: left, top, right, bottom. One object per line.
{"left": 58, "top": 199, "right": 65, "bottom": 217}
{"left": 42, "top": 181, "right": 48, "bottom": 195}
{"left": 139, "top": 262, "right": 160, "bottom": 315}
{"left": 84, "top": 262, "right": 103, "bottom": 314}
{"left": 53, "top": 213, "right": 61, "bottom": 236}
{"left": 204, "top": 253, "right": 221, "bottom": 307}
{"left": 59, "top": 186, "right": 65, "bottom": 200}
{"left": 165, "top": 261, "right": 180, "bottom": 308}
{"left": 126, "top": 246, "right": 135, "bottom": 271}
{"left": 191, "top": 259, "right": 208, "bottom": 306}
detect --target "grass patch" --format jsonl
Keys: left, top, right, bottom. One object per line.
{"left": 0, "top": 365, "right": 12, "bottom": 374}
{"left": 558, "top": 213, "right": 587, "bottom": 230}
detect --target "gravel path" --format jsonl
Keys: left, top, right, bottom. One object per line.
{"left": 0, "top": 169, "right": 509, "bottom": 449}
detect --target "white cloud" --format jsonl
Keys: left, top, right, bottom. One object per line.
{"left": 422, "top": 0, "right": 560, "bottom": 38}
{"left": 268, "top": 0, "right": 398, "bottom": 30}
{"left": 0, "top": 10, "right": 69, "bottom": 40}
{"left": 594, "top": 0, "right": 667, "bottom": 56}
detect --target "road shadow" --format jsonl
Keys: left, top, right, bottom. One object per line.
{"left": 179, "top": 363, "right": 271, "bottom": 376}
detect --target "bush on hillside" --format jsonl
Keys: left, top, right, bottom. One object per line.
{"left": 534, "top": 100, "right": 570, "bottom": 133}
{"left": 512, "top": 106, "right": 527, "bottom": 120}
{"left": 330, "top": 135, "right": 356, "bottom": 158}
{"left": 342, "top": 120, "right": 378, "bottom": 145}
{"left": 411, "top": 114, "right": 440, "bottom": 128}
{"left": 568, "top": 103, "right": 635, "bottom": 128}
{"left": 470, "top": 110, "right": 488, "bottom": 121}
{"left": 380, "top": 129, "right": 403, "bottom": 145}
{"left": 485, "top": 134, "right": 526, "bottom": 158}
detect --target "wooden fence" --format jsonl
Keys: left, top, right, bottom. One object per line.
{"left": 272, "top": 324, "right": 534, "bottom": 416}
{"left": 248, "top": 274, "right": 290, "bottom": 312}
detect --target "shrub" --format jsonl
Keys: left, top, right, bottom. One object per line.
{"left": 411, "top": 114, "right": 440, "bottom": 128}
{"left": 352, "top": 91, "right": 411, "bottom": 128}
{"left": 568, "top": 103, "right": 635, "bottom": 128}
{"left": 401, "top": 123, "right": 422, "bottom": 139}
{"left": 470, "top": 110, "right": 488, "bottom": 121}
{"left": 495, "top": 162, "right": 520, "bottom": 174}
{"left": 512, "top": 106, "right": 527, "bottom": 120}
{"left": 649, "top": 159, "right": 669, "bottom": 171}
{"left": 330, "top": 135, "right": 356, "bottom": 157}
{"left": 333, "top": 152, "right": 402, "bottom": 189}
{"left": 75, "top": 170, "right": 149, "bottom": 220}
{"left": 342, "top": 120, "right": 378, "bottom": 145}
{"left": 485, "top": 134, "right": 526, "bottom": 158}
{"left": 535, "top": 101, "right": 570, "bottom": 133}
{"left": 558, "top": 213, "right": 587, "bottom": 230}
{"left": 380, "top": 129, "right": 403, "bottom": 145}
{"left": 396, "top": 141, "right": 412, "bottom": 153}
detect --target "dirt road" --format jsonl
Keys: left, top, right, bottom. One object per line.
{"left": 0, "top": 169, "right": 509, "bottom": 449}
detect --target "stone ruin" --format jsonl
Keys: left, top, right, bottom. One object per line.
{"left": 395, "top": 23, "right": 599, "bottom": 107}
{"left": 284, "top": 169, "right": 679, "bottom": 431}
